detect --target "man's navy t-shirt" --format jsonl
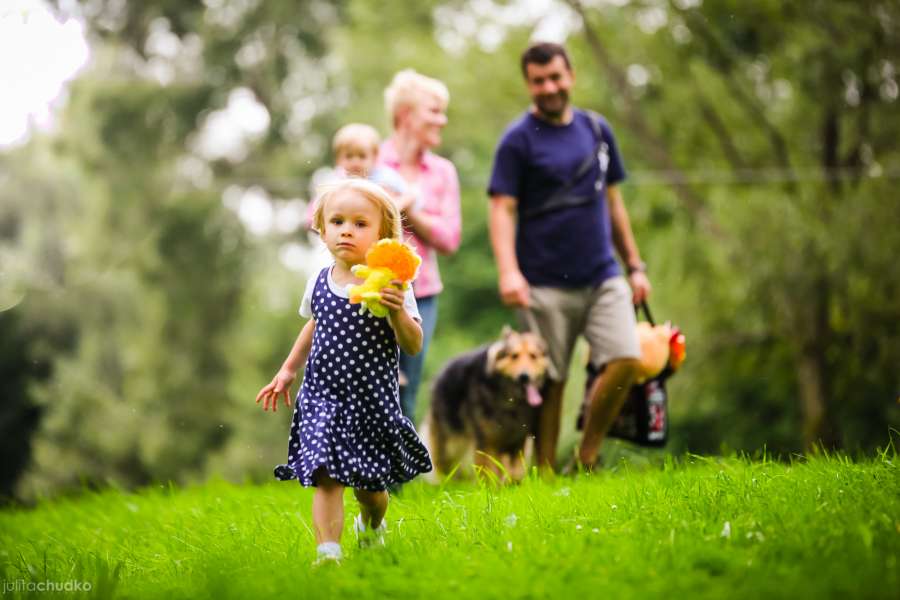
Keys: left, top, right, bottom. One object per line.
{"left": 488, "top": 109, "right": 626, "bottom": 288}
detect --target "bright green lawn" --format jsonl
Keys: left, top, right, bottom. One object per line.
{"left": 2, "top": 452, "right": 898, "bottom": 599}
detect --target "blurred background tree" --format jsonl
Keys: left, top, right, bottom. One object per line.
{"left": 1, "top": 0, "right": 897, "bottom": 500}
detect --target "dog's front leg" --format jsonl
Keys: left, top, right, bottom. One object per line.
{"left": 474, "top": 447, "right": 503, "bottom": 484}
{"left": 508, "top": 452, "right": 527, "bottom": 483}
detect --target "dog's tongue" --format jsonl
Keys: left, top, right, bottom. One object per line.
{"left": 526, "top": 384, "right": 542, "bottom": 407}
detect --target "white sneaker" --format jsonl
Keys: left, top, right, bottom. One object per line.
{"left": 313, "top": 542, "right": 342, "bottom": 566}
{"left": 353, "top": 514, "right": 386, "bottom": 547}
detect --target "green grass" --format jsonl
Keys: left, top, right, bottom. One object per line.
{"left": 2, "top": 451, "right": 898, "bottom": 599}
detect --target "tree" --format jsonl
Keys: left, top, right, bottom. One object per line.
{"left": 569, "top": 0, "right": 900, "bottom": 450}
{"left": 15, "top": 0, "right": 346, "bottom": 497}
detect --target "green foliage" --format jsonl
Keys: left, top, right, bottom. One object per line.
{"left": 1, "top": 454, "right": 897, "bottom": 598}
{"left": 6, "top": 62, "right": 251, "bottom": 497}
{"left": 3, "top": 0, "right": 899, "bottom": 498}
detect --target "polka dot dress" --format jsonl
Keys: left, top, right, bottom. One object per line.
{"left": 274, "top": 267, "right": 433, "bottom": 491}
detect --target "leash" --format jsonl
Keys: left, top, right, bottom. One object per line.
{"left": 518, "top": 306, "right": 542, "bottom": 337}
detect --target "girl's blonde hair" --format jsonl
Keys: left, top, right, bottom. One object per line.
{"left": 384, "top": 69, "right": 450, "bottom": 128}
{"left": 332, "top": 123, "right": 381, "bottom": 155}
{"left": 311, "top": 179, "right": 402, "bottom": 241}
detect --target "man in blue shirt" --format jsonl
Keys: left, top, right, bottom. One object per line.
{"left": 488, "top": 42, "right": 652, "bottom": 472}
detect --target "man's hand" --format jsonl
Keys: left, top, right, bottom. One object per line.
{"left": 255, "top": 368, "right": 296, "bottom": 412}
{"left": 499, "top": 269, "right": 530, "bottom": 308}
{"left": 628, "top": 270, "right": 651, "bottom": 305}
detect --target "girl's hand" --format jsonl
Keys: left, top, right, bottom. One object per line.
{"left": 255, "top": 368, "right": 296, "bottom": 412}
{"left": 380, "top": 280, "right": 406, "bottom": 314}
{"left": 382, "top": 280, "right": 423, "bottom": 355}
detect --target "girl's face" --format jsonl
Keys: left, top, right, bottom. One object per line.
{"left": 399, "top": 92, "right": 447, "bottom": 149}
{"left": 321, "top": 190, "right": 382, "bottom": 266}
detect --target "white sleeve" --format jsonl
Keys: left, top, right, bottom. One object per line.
{"left": 298, "top": 270, "right": 321, "bottom": 319}
{"left": 403, "top": 286, "right": 421, "bottom": 322}
{"left": 370, "top": 165, "right": 408, "bottom": 196}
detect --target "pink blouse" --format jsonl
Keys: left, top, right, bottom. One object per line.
{"left": 377, "top": 137, "right": 461, "bottom": 298}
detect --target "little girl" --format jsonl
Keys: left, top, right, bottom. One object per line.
{"left": 256, "top": 178, "right": 432, "bottom": 564}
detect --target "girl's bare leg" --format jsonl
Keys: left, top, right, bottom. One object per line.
{"left": 312, "top": 469, "right": 345, "bottom": 543}
{"left": 353, "top": 488, "right": 389, "bottom": 529}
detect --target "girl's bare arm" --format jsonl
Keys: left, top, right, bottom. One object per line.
{"left": 256, "top": 319, "right": 315, "bottom": 411}
{"left": 380, "top": 284, "right": 424, "bottom": 355}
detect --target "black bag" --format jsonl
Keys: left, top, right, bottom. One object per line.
{"left": 577, "top": 302, "right": 671, "bottom": 447}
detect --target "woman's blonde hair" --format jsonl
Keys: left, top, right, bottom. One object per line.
{"left": 384, "top": 69, "right": 450, "bottom": 128}
{"left": 311, "top": 178, "right": 402, "bottom": 241}
{"left": 332, "top": 123, "right": 381, "bottom": 155}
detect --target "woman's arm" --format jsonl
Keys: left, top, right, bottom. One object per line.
{"left": 402, "top": 165, "right": 461, "bottom": 255}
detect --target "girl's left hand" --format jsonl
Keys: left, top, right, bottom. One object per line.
{"left": 380, "top": 280, "right": 405, "bottom": 314}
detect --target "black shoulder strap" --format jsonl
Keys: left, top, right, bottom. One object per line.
{"left": 519, "top": 109, "right": 606, "bottom": 220}
{"left": 566, "top": 110, "right": 604, "bottom": 187}
{"left": 583, "top": 108, "right": 603, "bottom": 143}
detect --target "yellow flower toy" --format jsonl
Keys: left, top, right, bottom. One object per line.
{"left": 348, "top": 239, "right": 422, "bottom": 318}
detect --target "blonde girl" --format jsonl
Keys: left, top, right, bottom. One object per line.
{"left": 256, "top": 179, "right": 432, "bottom": 564}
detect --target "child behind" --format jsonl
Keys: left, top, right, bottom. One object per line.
{"left": 332, "top": 123, "right": 407, "bottom": 194}
{"left": 306, "top": 123, "right": 408, "bottom": 229}
{"left": 256, "top": 178, "right": 432, "bottom": 565}
{"left": 304, "top": 124, "right": 412, "bottom": 278}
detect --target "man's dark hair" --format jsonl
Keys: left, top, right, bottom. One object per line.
{"left": 520, "top": 42, "right": 572, "bottom": 77}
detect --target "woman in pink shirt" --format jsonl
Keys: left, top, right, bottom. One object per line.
{"left": 379, "top": 69, "right": 461, "bottom": 422}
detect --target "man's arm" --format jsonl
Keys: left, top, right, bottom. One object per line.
{"left": 403, "top": 207, "right": 458, "bottom": 254}
{"left": 607, "top": 185, "right": 651, "bottom": 304}
{"left": 489, "top": 194, "right": 530, "bottom": 307}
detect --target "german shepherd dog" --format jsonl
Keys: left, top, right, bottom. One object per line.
{"left": 421, "top": 327, "right": 548, "bottom": 482}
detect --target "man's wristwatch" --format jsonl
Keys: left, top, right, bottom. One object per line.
{"left": 626, "top": 261, "right": 647, "bottom": 275}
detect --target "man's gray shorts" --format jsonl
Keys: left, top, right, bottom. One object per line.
{"left": 518, "top": 276, "right": 641, "bottom": 382}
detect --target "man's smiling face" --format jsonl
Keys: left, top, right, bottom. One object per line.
{"left": 524, "top": 55, "right": 575, "bottom": 120}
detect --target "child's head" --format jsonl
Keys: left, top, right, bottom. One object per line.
{"left": 312, "top": 179, "right": 401, "bottom": 263}
{"left": 332, "top": 123, "right": 381, "bottom": 178}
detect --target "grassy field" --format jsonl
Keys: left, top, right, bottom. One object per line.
{"left": 1, "top": 450, "right": 898, "bottom": 599}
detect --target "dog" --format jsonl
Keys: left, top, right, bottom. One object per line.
{"left": 420, "top": 326, "right": 548, "bottom": 483}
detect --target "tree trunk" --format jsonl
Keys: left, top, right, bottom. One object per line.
{"left": 566, "top": 0, "right": 720, "bottom": 236}
{"left": 791, "top": 224, "right": 840, "bottom": 450}
{"left": 797, "top": 350, "right": 825, "bottom": 451}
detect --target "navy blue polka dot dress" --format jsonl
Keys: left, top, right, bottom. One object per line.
{"left": 274, "top": 267, "right": 433, "bottom": 491}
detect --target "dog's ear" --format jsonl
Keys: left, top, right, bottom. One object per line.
{"left": 500, "top": 324, "right": 514, "bottom": 339}
{"left": 522, "top": 331, "right": 546, "bottom": 353}
{"left": 486, "top": 340, "right": 504, "bottom": 374}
